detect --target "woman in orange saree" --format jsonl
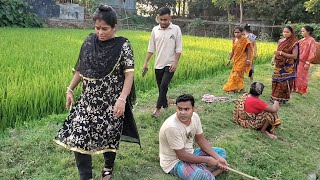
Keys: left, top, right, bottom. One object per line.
{"left": 294, "top": 26, "right": 316, "bottom": 95}
{"left": 271, "top": 26, "right": 298, "bottom": 104}
{"left": 223, "top": 27, "right": 252, "bottom": 92}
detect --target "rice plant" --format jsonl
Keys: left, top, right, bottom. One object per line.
{"left": 0, "top": 28, "right": 277, "bottom": 130}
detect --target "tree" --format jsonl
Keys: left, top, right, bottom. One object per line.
{"left": 244, "top": 0, "right": 315, "bottom": 23}
{"left": 137, "top": 0, "right": 176, "bottom": 16}
{"left": 177, "top": 0, "right": 181, "bottom": 16}
{"left": 305, "top": 0, "right": 320, "bottom": 14}
{"left": 212, "top": 0, "right": 235, "bottom": 37}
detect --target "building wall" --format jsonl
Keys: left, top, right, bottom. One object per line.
{"left": 25, "top": 0, "right": 60, "bottom": 18}
{"left": 102, "top": 0, "right": 136, "bottom": 14}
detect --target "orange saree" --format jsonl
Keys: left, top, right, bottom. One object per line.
{"left": 223, "top": 37, "right": 252, "bottom": 92}
{"left": 294, "top": 37, "right": 316, "bottom": 95}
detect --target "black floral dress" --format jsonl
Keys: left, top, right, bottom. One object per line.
{"left": 55, "top": 34, "right": 140, "bottom": 155}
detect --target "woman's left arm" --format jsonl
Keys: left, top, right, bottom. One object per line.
{"left": 278, "top": 45, "right": 298, "bottom": 59}
{"left": 113, "top": 42, "right": 134, "bottom": 118}
{"left": 119, "top": 72, "right": 134, "bottom": 99}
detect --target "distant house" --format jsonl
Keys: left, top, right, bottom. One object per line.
{"left": 101, "top": 0, "right": 137, "bottom": 15}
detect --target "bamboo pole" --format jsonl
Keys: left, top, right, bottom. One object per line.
{"left": 227, "top": 167, "right": 260, "bottom": 180}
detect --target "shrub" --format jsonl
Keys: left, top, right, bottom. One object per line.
{"left": 292, "top": 23, "right": 320, "bottom": 41}
{"left": 0, "top": 0, "right": 43, "bottom": 27}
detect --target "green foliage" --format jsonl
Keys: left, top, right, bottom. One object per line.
{"left": 212, "top": 0, "right": 234, "bottom": 10}
{"left": 0, "top": 0, "right": 43, "bottom": 27}
{"left": 292, "top": 23, "right": 320, "bottom": 41}
{"left": 187, "top": 18, "right": 205, "bottom": 35}
{"left": 257, "top": 32, "right": 272, "bottom": 42}
{"left": 305, "top": 0, "right": 320, "bottom": 14}
{"left": 136, "top": 0, "right": 176, "bottom": 16}
{"left": 244, "top": 0, "right": 315, "bottom": 23}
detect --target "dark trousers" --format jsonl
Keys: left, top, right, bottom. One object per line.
{"left": 155, "top": 66, "right": 174, "bottom": 109}
{"left": 74, "top": 151, "right": 116, "bottom": 180}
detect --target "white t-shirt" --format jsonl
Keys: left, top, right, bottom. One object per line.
{"left": 147, "top": 23, "right": 183, "bottom": 69}
{"left": 159, "top": 112, "right": 203, "bottom": 173}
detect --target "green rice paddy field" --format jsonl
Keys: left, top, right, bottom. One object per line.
{"left": 0, "top": 28, "right": 276, "bottom": 129}
{"left": 1, "top": 28, "right": 320, "bottom": 180}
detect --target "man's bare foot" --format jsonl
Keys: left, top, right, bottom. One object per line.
{"left": 211, "top": 169, "right": 224, "bottom": 176}
{"left": 261, "top": 130, "right": 277, "bottom": 139}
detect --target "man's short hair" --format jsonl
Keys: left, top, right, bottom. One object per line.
{"left": 176, "top": 94, "right": 195, "bottom": 107}
{"left": 158, "top": 7, "right": 171, "bottom": 16}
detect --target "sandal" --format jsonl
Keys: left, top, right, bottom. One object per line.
{"left": 102, "top": 168, "right": 113, "bottom": 180}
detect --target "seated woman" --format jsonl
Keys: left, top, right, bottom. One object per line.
{"left": 233, "top": 82, "right": 281, "bottom": 139}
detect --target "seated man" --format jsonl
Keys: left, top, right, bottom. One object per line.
{"left": 234, "top": 82, "right": 281, "bottom": 139}
{"left": 159, "top": 94, "right": 228, "bottom": 180}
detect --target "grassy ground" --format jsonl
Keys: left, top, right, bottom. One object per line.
{"left": 1, "top": 63, "right": 320, "bottom": 180}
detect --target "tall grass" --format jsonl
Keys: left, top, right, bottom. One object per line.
{"left": 0, "top": 28, "right": 277, "bottom": 130}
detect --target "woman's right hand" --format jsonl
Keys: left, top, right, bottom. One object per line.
{"left": 66, "top": 92, "right": 74, "bottom": 110}
{"left": 271, "top": 57, "right": 275, "bottom": 66}
{"left": 226, "top": 60, "right": 231, "bottom": 67}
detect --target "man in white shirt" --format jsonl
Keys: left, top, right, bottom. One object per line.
{"left": 159, "top": 94, "right": 228, "bottom": 180}
{"left": 143, "top": 7, "right": 182, "bottom": 118}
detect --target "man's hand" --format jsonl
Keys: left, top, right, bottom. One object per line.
{"left": 206, "top": 157, "right": 219, "bottom": 167}
{"left": 169, "top": 62, "right": 177, "bottom": 72}
{"left": 217, "top": 157, "right": 229, "bottom": 171}
{"left": 143, "top": 63, "right": 148, "bottom": 72}
{"left": 304, "top": 63, "right": 309, "bottom": 70}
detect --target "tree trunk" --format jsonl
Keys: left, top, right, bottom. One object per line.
{"left": 227, "top": 6, "right": 232, "bottom": 38}
{"left": 177, "top": 0, "right": 181, "bottom": 17}
{"left": 239, "top": 0, "right": 243, "bottom": 24}
{"left": 182, "top": 0, "right": 186, "bottom": 17}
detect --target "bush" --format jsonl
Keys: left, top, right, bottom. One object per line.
{"left": 187, "top": 18, "right": 205, "bottom": 35}
{"left": 0, "top": 0, "right": 43, "bottom": 27}
{"left": 292, "top": 23, "right": 320, "bottom": 41}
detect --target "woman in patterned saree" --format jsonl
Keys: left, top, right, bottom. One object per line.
{"left": 55, "top": 5, "right": 140, "bottom": 180}
{"left": 223, "top": 27, "right": 252, "bottom": 93}
{"left": 294, "top": 26, "right": 316, "bottom": 96}
{"left": 271, "top": 26, "right": 298, "bottom": 104}
{"left": 234, "top": 82, "right": 281, "bottom": 139}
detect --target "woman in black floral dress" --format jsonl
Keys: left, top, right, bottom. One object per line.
{"left": 55, "top": 5, "right": 140, "bottom": 180}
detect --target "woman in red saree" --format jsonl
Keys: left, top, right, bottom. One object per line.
{"left": 294, "top": 26, "right": 316, "bottom": 95}
{"left": 223, "top": 27, "right": 252, "bottom": 93}
{"left": 271, "top": 26, "right": 298, "bottom": 104}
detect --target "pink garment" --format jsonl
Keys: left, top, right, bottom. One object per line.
{"left": 295, "top": 37, "right": 316, "bottom": 94}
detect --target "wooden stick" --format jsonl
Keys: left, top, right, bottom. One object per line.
{"left": 227, "top": 167, "right": 260, "bottom": 180}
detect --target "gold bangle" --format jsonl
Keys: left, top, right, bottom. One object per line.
{"left": 66, "top": 87, "right": 73, "bottom": 94}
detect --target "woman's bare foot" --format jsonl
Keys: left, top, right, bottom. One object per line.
{"left": 152, "top": 109, "right": 160, "bottom": 118}
{"left": 261, "top": 130, "right": 277, "bottom": 139}
{"left": 102, "top": 168, "right": 112, "bottom": 180}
